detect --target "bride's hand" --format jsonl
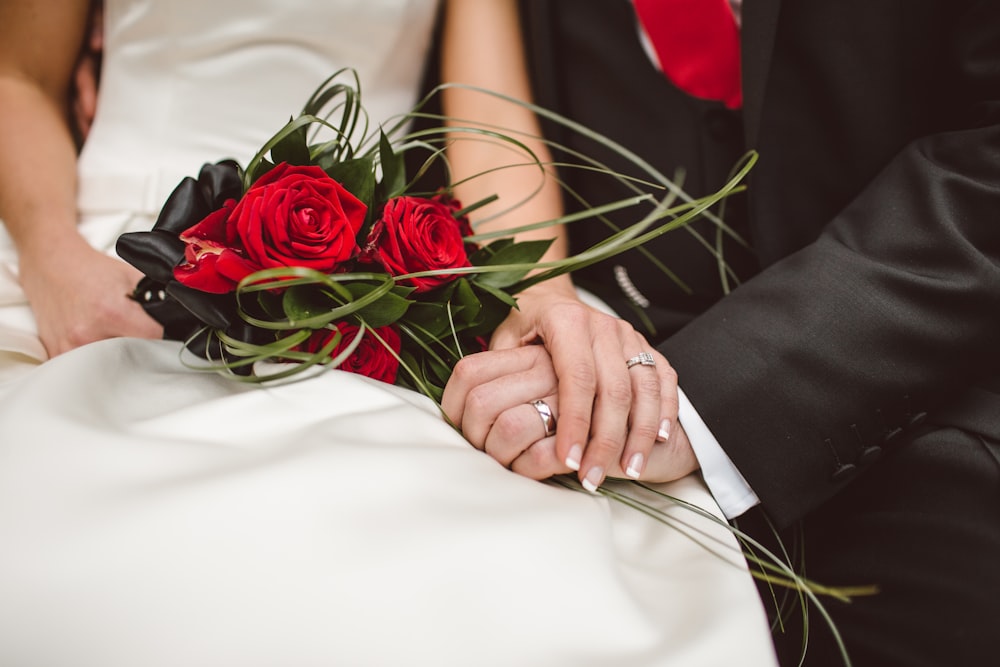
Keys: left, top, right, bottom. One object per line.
{"left": 19, "top": 236, "right": 162, "bottom": 357}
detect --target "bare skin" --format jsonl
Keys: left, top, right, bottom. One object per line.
{"left": 0, "top": 0, "right": 161, "bottom": 358}
{"left": 439, "top": 0, "right": 696, "bottom": 489}
{"left": 20, "top": 0, "right": 694, "bottom": 486}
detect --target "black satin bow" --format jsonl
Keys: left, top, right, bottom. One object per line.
{"left": 116, "top": 160, "right": 261, "bottom": 365}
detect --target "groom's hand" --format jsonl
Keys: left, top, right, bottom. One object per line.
{"left": 443, "top": 346, "right": 565, "bottom": 478}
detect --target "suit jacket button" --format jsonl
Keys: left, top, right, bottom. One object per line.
{"left": 830, "top": 463, "right": 857, "bottom": 483}
{"left": 858, "top": 445, "right": 882, "bottom": 464}
{"left": 907, "top": 411, "right": 928, "bottom": 429}
{"left": 882, "top": 426, "right": 903, "bottom": 443}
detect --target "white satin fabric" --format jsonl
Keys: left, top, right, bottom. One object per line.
{"left": 0, "top": 340, "right": 776, "bottom": 666}
{"left": 0, "top": 0, "right": 777, "bottom": 664}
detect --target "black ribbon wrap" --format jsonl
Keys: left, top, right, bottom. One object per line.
{"left": 116, "top": 160, "right": 261, "bottom": 367}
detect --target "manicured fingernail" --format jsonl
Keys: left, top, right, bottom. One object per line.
{"left": 657, "top": 418, "right": 671, "bottom": 442}
{"left": 626, "top": 452, "right": 644, "bottom": 479}
{"left": 582, "top": 467, "right": 605, "bottom": 493}
{"left": 565, "top": 444, "right": 583, "bottom": 471}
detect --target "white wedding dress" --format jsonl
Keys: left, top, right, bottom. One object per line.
{"left": 0, "top": 1, "right": 777, "bottom": 665}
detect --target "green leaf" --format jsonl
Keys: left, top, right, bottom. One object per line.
{"left": 282, "top": 285, "right": 338, "bottom": 324}
{"left": 472, "top": 280, "right": 518, "bottom": 309}
{"left": 481, "top": 239, "right": 553, "bottom": 267}
{"left": 321, "top": 155, "right": 376, "bottom": 206}
{"left": 423, "top": 354, "right": 453, "bottom": 386}
{"left": 376, "top": 130, "right": 407, "bottom": 200}
{"left": 397, "top": 354, "right": 444, "bottom": 403}
{"left": 269, "top": 120, "right": 311, "bottom": 166}
{"left": 463, "top": 283, "right": 517, "bottom": 338}
{"left": 452, "top": 193, "right": 498, "bottom": 220}
{"left": 468, "top": 238, "right": 514, "bottom": 266}
{"left": 472, "top": 239, "right": 553, "bottom": 288}
{"left": 449, "top": 278, "right": 483, "bottom": 326}
{"left": 402, "top": 302, "right": 454, "bottom": 339}
{"left": 256, "top": 289, "right": 287, "bottom": 320}
{"left": 344, "top": 282, "right": 410, "bottom": 327}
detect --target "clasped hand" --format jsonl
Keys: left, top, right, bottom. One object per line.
{"left": 442, "top": 288, "right": 699, "bottom": 491}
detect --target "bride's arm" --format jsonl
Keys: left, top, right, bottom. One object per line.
{"left": 0, "top": 0, "right": 160, "bottom": 357}
{"left": 0, "top": 0, "right": 86, "bottom": 246}
{"left": 439, "top": 0, "right": 687, "bottom": 490}
{"left": 440, "top": 0, "right": 568, "bottom": 263}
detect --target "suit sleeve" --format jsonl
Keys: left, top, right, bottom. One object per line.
{"left": 660, "top": 4, "right": 1000, "bottom": 528}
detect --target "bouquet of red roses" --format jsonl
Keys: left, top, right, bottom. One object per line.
{"left": 118, "top": 69, "right": 749, "bottom": 401}
{"left": 115, "top": 75, "right": 865, "bottom": 651}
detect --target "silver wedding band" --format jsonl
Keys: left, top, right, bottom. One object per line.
{"left": 626, "top": 352, "right": 656, "bottom": 369}
{"left": 529, "top": 399, "right": 557, "bottom": 438}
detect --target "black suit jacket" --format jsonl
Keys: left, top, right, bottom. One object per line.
{"left": 519, "top": 0, "right": 1000, "bottom": 526}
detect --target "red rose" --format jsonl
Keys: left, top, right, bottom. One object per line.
{"left": 172, "top": 200, "right": 260, "bottom": 293}
{"left": 431, "top": 192, "right": 475, "bottom": 239}
{"left": 299, "top": 321, "right": 402, "bottom": 384}
{"left": 362, "top": 195, "right": 473, "bottom": 293}
{"left": 174, "top": 163, "right": 367, "bottom": 293}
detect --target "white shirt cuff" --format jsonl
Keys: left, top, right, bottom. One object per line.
{"left": 676, "top": 386, "right": 760, "bottom": 519}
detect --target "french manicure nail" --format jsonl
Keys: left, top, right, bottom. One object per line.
{"left": 657, "top": 418, "right": 671, "bottom": 442}
{"left": 626, "top": 452, "right": 644, "bottom": 479}
{"left": 565, "top": 444, "right": 583, "bottom": 471}
{"left": 582, "top": 467, "right": 605, "bottom": 493}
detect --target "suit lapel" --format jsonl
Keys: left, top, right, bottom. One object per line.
{"left": 741, "top": 0, "right": 781, "bottom": 146}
